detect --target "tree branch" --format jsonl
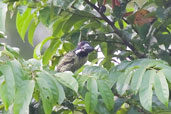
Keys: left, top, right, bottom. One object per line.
{"left": 84, "top": 0, "right": 145, "bottom": 58}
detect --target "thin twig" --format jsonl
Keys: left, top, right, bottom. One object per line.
{"left": 84, "top": 0, "right": 145, "bottom": 58}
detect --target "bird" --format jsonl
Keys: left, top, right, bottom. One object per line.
{"left": 57, "top": 41, "right": 94, "bottom": 72}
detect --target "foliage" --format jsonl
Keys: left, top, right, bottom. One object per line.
{"left": 0, "top": 0, "right": 171, "bottom": 114}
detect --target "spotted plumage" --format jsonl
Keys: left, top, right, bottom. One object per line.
{"left": 57, "top": 41, "right": 94, "bottom": 72}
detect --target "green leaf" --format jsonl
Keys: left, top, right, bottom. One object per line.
{"left": 0, "top": 64, "right": 15, "bottom": 110}
{"left": 95, "top": 99, "right": 110, "bottom": 114}
{"left": 139, "top": 70, "right": 155, "bottom": 112}
{"left": 97, "top": 80, "right": 114, "bottom": 111}
{"left": 33, "top": 36, "right": 53, "bottom": 59}
{"left": 39, "top": 6, "right": 57, "bottom": 27}
{"left": 131, "top": 67, "right": 146, "bottom": 94}
{"left": 28, "top": 21, "right": 38, "bottom": 46}
{"left": 43, "top": 39, "right": 61, "bottom": 65}
{"left": 55, "top": 81, "right": 65, "bottom": 104}
{"left": 54, "top": 0, "right": 73, "bottom": 8}
{"left": 13, "top": 80, "right": 35, "bottom": 114}
{"left": 52, "top": 13, "right": 71, "bottom": 37}
{"left": 162, "top": 69, "right": 171, "bottom": 83}
{"left": 100, "top": 42, "right": 107, "bottom": 56}
{"left": 85, "top": 92, "right": 98, "bottom": 114}
{"left": 113, "top": 98, "right": 126, "bottom": 113}
{"left": 62, "top": 14, "right": 88, "bottom": 33}
{"left": 116, "top": 71, "right": 133, "bottom": 95}
{"left": 137, "top": 24, "right": 151, "bottom": 39}
{"left": 8, "top": 60, "right": 28, "bottom": 87}
{"left": 154, "top": 71, "right": 169, "bottom": 106}
{"left": 4, "top": 45, "right": 20, "bottom": 58}
{"left": 16, "top": 8, "right": 33, "bottom": 41}
{"left": 85, "top": 78, "right": 98, "bottom": 113}
{"left": 55, "top": 72, "right": 78, "bottom": 92}
{"left": 108, "top": 71, "right": 122, "bottom": 88}
{"left": 63, "top": 42, "right": 74, "bottom": 52}
{"left": 36, "top": 71, "right": 62, "bottom": 114}
{"left": 0, "top": 31, "right": 6, "bottom": 38}
{"left": 87, "top": 78, "right": 98, "bottom": 94}
{"left": 82, "top": 66, "right": 109, "bottom": 79}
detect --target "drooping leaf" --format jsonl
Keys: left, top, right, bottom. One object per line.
{"left": 16, "top": 8, "right": 33, "bottom": 41}
{"left": 97, "top": 80, "right": 114, "bottom": 111}
{"left": 82, "top": 66, "right": 109, "bottom": 79}
{"left": 28, "top": 21, "right": 38, "bottom": 46}
{"left": 52, "top": 13, "right": 71, "bottom": 37}
{"left": 139, "top": 70, "right": 155, "bottom": 112}
{"left": 53, "top": 0, "right": 73, "bottom": 8}
{"left": 36, "top": 71, "right": 62, "bottom": 114}
{"left": 8, "top": 60, "right": 28, "bottom": 87}
{"left": 108, "top": 70, "right": 123, "bottom": 88}
{"left": 116, "top": 71, "right": 133, "bottom": 95}
{"left": 39, "top": 6, "right": 57, "bottom": 27}
{"left": 0, "top": 31, "right": 6, "bottom": 38}
{"left": 113, "top": 98, "right": 126, "bottom": 113}
{"left": 55, "top": 72, "right": 78, "bottom": 92}
{"left": 33, "top": 36, "right": 53, "bottom": 59}
{"left": 0, "top": 64, "right": 15, "bottom": 110}
{"left": 154, "top": 71, "right": 169, "bottom": 106}
{"left": 55, "top": 81, "right": 65, "bottom": 104}
{"left": 87, "top": 78, "right": 98, "bottom": 94}
{"left": 4, "top": 45, "right": 20, "bottom": 59}
{"left": 131, "top": 67, "right": 146, "bottom": 94}
{"left": 42, "top": 39, "right": 61, "bottom": 65}
{"left": 85, "top": 92, "right": 98, "bottom": 114}
{"left": 13, "top": 80, "right": 35, "bottom": 114}
{"left": 95, "top": 99, "right": 111, "bottom": 114}
{"left": 85, "top": 78, "right": 98, "bottom": 113}
{"left": 162, "top": 69, "right": 171, "bottom": 83}
{"left": 62, "top": 14, "right": 88, "bottom": 33}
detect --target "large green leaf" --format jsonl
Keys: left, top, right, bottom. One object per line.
{"left": 52, "top": 13, "right": 71, "bottom": 37}
{"left": 116, "top": 71, "right": 133, "bottom": 95}
{"left": 131, "top": 67, "right": 146, "bottom": 94}
{"left": 8, "top": 60, "right": 28, "bottom": 87}
{"left": 162, "top": 69, "right": 171, "bottom": 83}
{"left": 36, "top": 71, "right": 62, "bottom": 114}
{"left": 87, "top": 78, "right": 98, "bottom": 94}
{"left": 55, "top": 81, "right": 65, "bottom": 104}
{"left": 139, "top": 70, "right": 155, "bottom": 112}
{"left": 28, "top": 21, "right": 38, "bottom": 46}
{"left": 97, "top": 80, "right": 114, "bottom": 111}
{"left": 85, "top": 92, "right": 98, "bottom": 114}
{"left": 108, "top": 71, "right": 123, "bottom": 88}
{"left": 33, "top": 36, "right": 53, "bottom": 59}
{"left": 42, "top": 39, "right": 61, "bottom": 65}
{"left": 154, "top": 71, "right": 169, "bottom": 106}
{"left": 82, "top": 66, "right": 109, "bottom": 79}
{"left": 53, "top": 0, "right": 73, "bottom": 8}
{"left": 39, "top": 6, "right": 57, "bottom": 27}
{"left": 16, "top": 8, "right": 33, "bottom": 41}
{"left": 85, "top": 78, "right": 98, "bottom": 113}
{"left": 62, "top": 14, "right": 88, "bottom": 33}
{"left": 95, "top": 99, "right": 110, "bottom": 114}
{"left": 13, "top": 80, "right": 35, "bottom": 114}
{"left": 55, "top": 72, "right": 78, "bottom": 92}
{"left": 0, "top": 64, "right": 15, "bottom": 110}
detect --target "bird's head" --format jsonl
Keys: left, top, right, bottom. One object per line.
{"left": 75, "top": 41, "right": 94, "bottom": 57}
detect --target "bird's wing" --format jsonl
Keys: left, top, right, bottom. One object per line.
{"left": 57, "top": 51, "right": 76, "bottom": 72}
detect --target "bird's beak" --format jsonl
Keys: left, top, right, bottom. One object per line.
{"left": 84, "top": 45, "right": 94, "bottom": 53}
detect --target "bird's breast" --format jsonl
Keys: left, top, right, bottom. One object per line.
{"left": 72, "top": 55, "right": 88, "bottom": 71}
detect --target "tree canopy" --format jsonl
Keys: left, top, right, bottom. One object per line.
{"left": 0, "top": 0, "right": 171, "bottom": 114}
